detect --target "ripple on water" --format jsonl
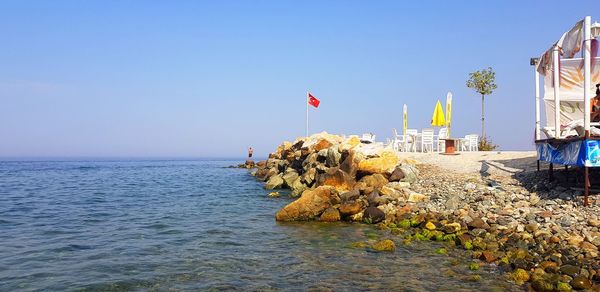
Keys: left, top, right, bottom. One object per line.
{"left": 0, "top": 160, "right": 522, "bottom": 291}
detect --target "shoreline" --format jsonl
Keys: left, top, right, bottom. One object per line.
{"left": 250, "top": 133, "right": 600, "bottom": 291}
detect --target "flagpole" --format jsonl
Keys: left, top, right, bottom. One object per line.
{"left": 306, "top": 91, "right": 309, "bottom": 137}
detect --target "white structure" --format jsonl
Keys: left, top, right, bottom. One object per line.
{"left": 534, "top": 16, "right": 600, "bottom": 139}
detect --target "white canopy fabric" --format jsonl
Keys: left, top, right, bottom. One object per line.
{"left": 537, "top": 20, "right": 600, "bottom": 76}
{"left": 543, "top": 57, "right": 600, "bottom": 128}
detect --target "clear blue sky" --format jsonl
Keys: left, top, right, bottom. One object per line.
{"left": 0, "top": 1, "right": 596, "bottom": 158}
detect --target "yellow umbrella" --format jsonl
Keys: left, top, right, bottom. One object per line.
{"left": 403, "top": 104, "right": 408, "bottom": 135}
{"left": 431, "top": 100, "right": 446, "bottom": 126}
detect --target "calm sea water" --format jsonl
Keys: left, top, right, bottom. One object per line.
{"left": 0, "top": 160, "right": 520, "bottom": 291}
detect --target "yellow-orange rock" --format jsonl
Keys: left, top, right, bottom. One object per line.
{"left": 340, "top": 136, "right": 361, "bottom": 151}
{"left": 275, "top": 186, "right": 339, "bottom": 221}
{"left": 313, "top": 139, "right": 334, "bottom": 152}
{"left": 320, "top": 207, "right": 341, "bottom": 222}
{"left": 357, "top": 151, "right": 399, "bottom": 174}
{"left": 316, "top": 168, "right": 355, "bottom": 192}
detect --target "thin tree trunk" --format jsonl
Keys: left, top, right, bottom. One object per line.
{"left": 481, "top": 94, "right": 485, "bottom": 139}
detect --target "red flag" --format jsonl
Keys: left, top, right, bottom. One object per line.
{"left": 308, "top": 93, "right": 320, "bottom": 108}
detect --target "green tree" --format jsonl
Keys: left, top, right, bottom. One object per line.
{"left": 466, "top": 67, "right": 497, "bottom": 139}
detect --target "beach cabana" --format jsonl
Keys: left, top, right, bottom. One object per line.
{"left": 533, "top": 16, "right": 600, "bottom": 206}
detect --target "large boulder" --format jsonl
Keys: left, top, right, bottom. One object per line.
{"left": 275, "top": 186, "right": 340, "bottom": 221}
{"left": 313, "top": 139, "right": 334, "bottom": 152}
{"left": 255, "top": 168, "right": 270, "bottom": 181}
{"left": 357, "top": 151, "right": 399, "bottom": 175}
{"left": 326, "top": 146, "right": 342, "bottom": 167}
{"left": 265, "top": 174, "right": 284, "bottom": 190}
{"left": 339, "top": 150, "right": 362, "bottom": 177}
{"left": 302, "top": 168, "right": 317, "bottom": 186}
{"left": 290, "top": 177, "right": 308, "bottom": 197}
{"left": 399, "top": 164, "right": 419, "bottom": 184}
{"left": 340, "top": 135, "right": 361, "bottom": 151}
{"left": 339, "top": 201, "right": 363, "bottom": 216}
{"left": 315, "top": 168, "right": 355, "bottom": 192}
{"left": 282, "top": 170, "right": 299, "bottom": 187}
{"left": 355, "top": 173, "right": 388, "bottom": 194}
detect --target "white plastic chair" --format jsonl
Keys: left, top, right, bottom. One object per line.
{"left": 421, "top": 129, "right": 434, "bottom": 152}
{"left": 461, "top": 134, "right": 479, "bottom": 151}
{"left": 361, "top": 133, "right": 376, "bottom": 143}
{"left": 436, "top": 128, "right": 448, "bottom": 152}
{"left": 391, "top": 128, "right": 406, "bottom": 151}
{"left": 405, "top": 129, "right": 418, "bottom": 152}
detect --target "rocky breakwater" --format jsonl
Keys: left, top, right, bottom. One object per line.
{"left": 252, "top": 132, "right": 419, "bottom": 224}
{"left": 253, "top": 133, "right": 600, "bottom": 290}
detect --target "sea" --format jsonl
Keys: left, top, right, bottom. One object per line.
{"left": 0, "top": 159, "right": 520, "bottom": 291}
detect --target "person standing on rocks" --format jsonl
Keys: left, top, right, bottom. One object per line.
{"left": 248, "top": 147, "right": 254, "bottom": 158}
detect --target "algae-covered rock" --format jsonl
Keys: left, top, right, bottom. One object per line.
{"left": 511, "top": 268, "right": 530, "bottom": 284}
{"left": 349, "top": 241, "right": 367, "bottom": 249}
{"left": 372, "top": 239, "right": 396, "bottom": 252}
{"left": 468, "top": 262, "right": 480, "bottom": 271}
{"left": 424, "top": 221, "right": 436, "bottom": 230}
{"left": 435, "top": 248, "right": 448, "bottom": 255}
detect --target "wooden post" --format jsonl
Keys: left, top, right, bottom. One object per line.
{"left": 537, "top": 160, "right": 540, "bottom": 172}
{"left": 584, "top": 166, "right": 590, "bottom": 207}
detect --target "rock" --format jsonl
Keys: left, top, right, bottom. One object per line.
{"left": 388, "top": 165, "right": 405, "bottom": 182}
{"left": 480, "top": 251, "right": 496, "bottom": 263}
{"left": 340, "top": 189, "right": 360, "bottom": 202}
{"left": 339, "top": 201, "right": 363, "bottom": 216}
{"left": 303, "top": 168, "right": 317, "bottom": 186}
{"left": 340, "top": 136, "right": 361, "bottom": 151}
{"left": 467, "top": 218, "right": 490, "bottom": 230}
{"left": 313, "top": 139, "right": 333, "bottom": 152}
{"left": 445, "top": 195, "right": 462, "bottom": 211}
{"left": 560, "top": 265, "right": 580, "bottom": 277}
{"left": 530, "top": 193, "right": 541, "bottom": 205}
{"left": 570, "top": 275, "right": 592, "bottom": 290}
{"left": 282, "top": 170, "right": 299, "bottom": 187}
{"left": 566, "top": 235, "right": 584, "bottom": 246}
{"left": 379, "top": 186, "right": 403, "bottom": 200}
{"left": 363, "top": 206, "right": 385, "bottom": 224}
{"left": 256, "top": 160, "right": 267, "bottom": 168}
{"left": 525, "top": 223, "right": 539, "bottom": 233}
{"left": 442, "top": 222, "right": 462, "bottom": 233}
{"left": 371, "top": 239, "right": 395, "bottom": 252}
{"left": 245, "top": 160, "right": 255, "bottom": 168}
{"left": 464, "top": 183, "right": 476, "bottom": 190}
{"left": 326, "top": 147, "right": 341, "bottom": 167}
{"left": 315, "top": 168, "right": 355, "bottom": 192}
{"left": 265, "top": 174, "right": 284, "bottom": 190}
{"left": 511, "top": 268, "right": 530, "bottom": 284}
{"left": 367, "top": 190, "right": 381, "bottom": 206}
{"left": 275, "top": 186, "right": 339, "bottom": 221}
{"left": 398, "top": 164, "right": 418, "bottom": 183}
{"left": 588, "top": 218, "right": 600, "bottom": 227}
{"left": 339, "top": 150, "right": 361, "bottom": 177}
{"left": 355, "top": 174, "right": 388, "bottom": 193}
{"left": 425, "top": 222, "right": 436, "bottom": 230}
{"left": 290, "top": 177, "right": 308, "bottom": 197}
{"left": 407, "top": 193, "right": 427, "bottom": 203}
{"left": 255, "top": 168, "right": 270, "bottom": 181}
{"left": 267, "top": 191, "right": 280, "bottom": 198}
{"left": 320, "top": 207, "right": 341, "bottom": 222}
{"left": 357, "top": 151, "right": 399, "bottom": 174}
